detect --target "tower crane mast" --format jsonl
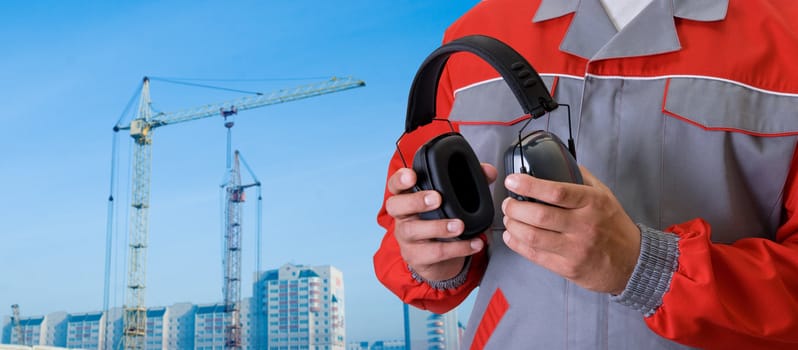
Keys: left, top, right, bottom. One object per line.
{"left": 10, "top": 304, "right": 23, "bottom": 346}
{"left": 107, "top": 76, "right": 365, "bottom": 350}
{"left": 221, "top": 150, "right": 260, "bottom": 349}
{"left": 223, "top": 151, "right": 244, "bottom": 350}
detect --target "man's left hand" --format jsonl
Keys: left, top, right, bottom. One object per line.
{"left": 502, "top": 166, "right": 641, "bottom": 295}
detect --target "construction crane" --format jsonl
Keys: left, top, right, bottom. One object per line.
{"left": 220, "top": 148, "right": 261, "bottom": 349}
{"left": 104, "top": 76, "right": 365, "bottom": 350}
{"left": 10, "top": 304, "right": 23, "bottom": 346}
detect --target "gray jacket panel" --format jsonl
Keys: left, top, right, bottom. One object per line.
{"left": 450, "top": 73, "right": 798, "bottom": 349}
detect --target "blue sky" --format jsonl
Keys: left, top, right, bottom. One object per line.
{"left": 0, "top": 0, "right": 482, "bottom": 343}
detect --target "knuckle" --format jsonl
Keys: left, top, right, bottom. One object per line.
{"left": 385, "top": 195, "right": 401, "bottom": 216}
{"left": 503, "top": 216, "right": 515, "bottom": 230}
{"left": 394, "top": 221, "right": 413, "bottom": 241}
{"left": 526, "top": 230, "right": 539, "bottom": 247}
{"left": 561, "top": 261, "right": 581, "bottom": 280}
{"left": 404, "top": 244, "right": 441, "bottom": 268}
{"left": 503, "top": 202, "right": 518, "bottom": 218}
{"left": 407, "top": 220, "right": 432, "bottom": 241}
{"left": 549, "top": 185, "right": 568, "bottom": 203}
{"left": 531, "top": 208, "right": 551, "bottom": 225}
{"left": 522, "top": 245, "right": 538, "bottom": 261}
{"left": 431, "top": 243, "right": 451, "bottom": 262}
{"left": 506, "top": 231, "right": 534, "bottom": 258}
{"left": 409, "top": 193, "right": 426, "bottom": 213}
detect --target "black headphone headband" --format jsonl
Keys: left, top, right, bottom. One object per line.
{"left": 405, "top": 35, "right": 558, "bottom": 133}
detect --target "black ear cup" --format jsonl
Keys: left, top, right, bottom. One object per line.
{"left": 413, "top": 133, "right": 494, "bottom": 240}
{"left": 504, "top": 130, "right": 583, "bottom": 202}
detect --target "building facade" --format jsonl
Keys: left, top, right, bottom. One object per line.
{"left": 2, "top": 263, "right": 345, "bottom": 350}
{"left": 165, "top": 303, "right": 195, "bottom": 350}
{"left": 403, "top": 305, "right": 460, "bottom": 350}
{"left": 65, "top": 312, "right": 104, "bottom": 350}
{"left": 100, "top": 308, "right": 123, "bottom": 350}
{"left": 145, "top": 308, "right": 167, "bottom": 350}
{"left": 194, "top": 303, "right": 227, "bottom": 350}
{"left": 256, "top": 263, "right": 345, "bottom": 350}
{"left": 10, "top": 316, "right": 43, "bottom": 346}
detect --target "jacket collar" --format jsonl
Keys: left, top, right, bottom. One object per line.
{"left": 532, "top": 0, "right": 729, "bottom": 60}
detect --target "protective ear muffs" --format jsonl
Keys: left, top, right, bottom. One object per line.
{"left": 397, "top": 34, "right": 559, "bottom": 240}
{"left": 413, "top": 131, "right": 488, "bottom": 231}
{"left": 504, "top": 130, "right": 583, "bottom": 203}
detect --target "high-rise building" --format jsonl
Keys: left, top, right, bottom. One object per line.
{"left": 165, "top": 303, "right": 195, "bottom": 350}
{"left": 9, "top": 316, "right": 42, "bottom": 346}
{"left": 403, "top": 304, "right": 459, "bottom": 350}
{"left": 145, "top": 307, "right": 167, "bottom": 350}
{"left": 101, "top": 307, "right": 123, "bottom": 350}
{"left": 193, "top": 299, "right": 257, "bottom": 350}
{"left": 44, "top": 312, "right": 68, "bottom": 347}
{"left": 238, "top": 298, "right": 255, "bottom": 350}
{"left": 0, "top": 312, "right": 69, "bottom": 348}
{"left": 66, "top": 312, "right": 104, "bottom": 350}
{"left": 3, "top": 297, "right": 258, "bottom": 350}
{"left": 2, "top": 262, "right": 346, "bottom": 350}
{"left": 255, "top": 263, "right": 345, "bottom": 350}
{"left": 194, "top": 303, "right": 228, "bottom": 349}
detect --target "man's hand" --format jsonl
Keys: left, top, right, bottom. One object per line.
{"left": 385, "top": 164, "right": 497, "bottom": 282}
{"left": 502, "top": 166, "right": 641, "bottom": 294}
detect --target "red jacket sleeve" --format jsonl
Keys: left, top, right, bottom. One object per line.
{"left": 646, "top": 146, "right": 798, "bottom": 349}
{"left": 372, "top": 62, "right": 489, "bottom": 314}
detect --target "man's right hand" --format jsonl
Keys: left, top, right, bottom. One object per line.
{"left": 385, "top": 165, "right": 496, "bottom": 282}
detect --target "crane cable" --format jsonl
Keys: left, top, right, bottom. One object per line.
{"left": 105, "top": 80, "right": 144, "bottom": 350}
{"left": 149, "top": 77, "right": 264, "bottom": 96}
{"left": 148, "top": 75, "right": 331, "bottom": 82}
{"left": 113, "top": 82, "right": 144, "bottom": 130}
{"left": 147, "top": 76, "right": 336, "bottom": 96}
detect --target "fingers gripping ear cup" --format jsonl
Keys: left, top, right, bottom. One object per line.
{"left": 413, "top": 133, "right": 494, "bottom": 240}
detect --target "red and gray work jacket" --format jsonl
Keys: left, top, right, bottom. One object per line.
{"left": 375, "top": 0, "right": 798, "bottom": 349}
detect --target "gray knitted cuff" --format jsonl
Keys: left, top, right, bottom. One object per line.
{"left": 408, "top": 257, "right": 471, "bottom": 290}
{"left": 610, "top": 224, "right": 680, "bottom": 317}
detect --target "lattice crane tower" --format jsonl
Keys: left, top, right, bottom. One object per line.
{"left": 105, "top": 76, "right": 365, "bottom": 350}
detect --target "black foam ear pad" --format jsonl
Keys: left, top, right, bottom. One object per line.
{"left": 413, "top": 133, "right": 494, "bottom": 240}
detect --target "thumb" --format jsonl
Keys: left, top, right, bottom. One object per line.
{"left": 481, "top": 163, "right": 498, "bottom": 184}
